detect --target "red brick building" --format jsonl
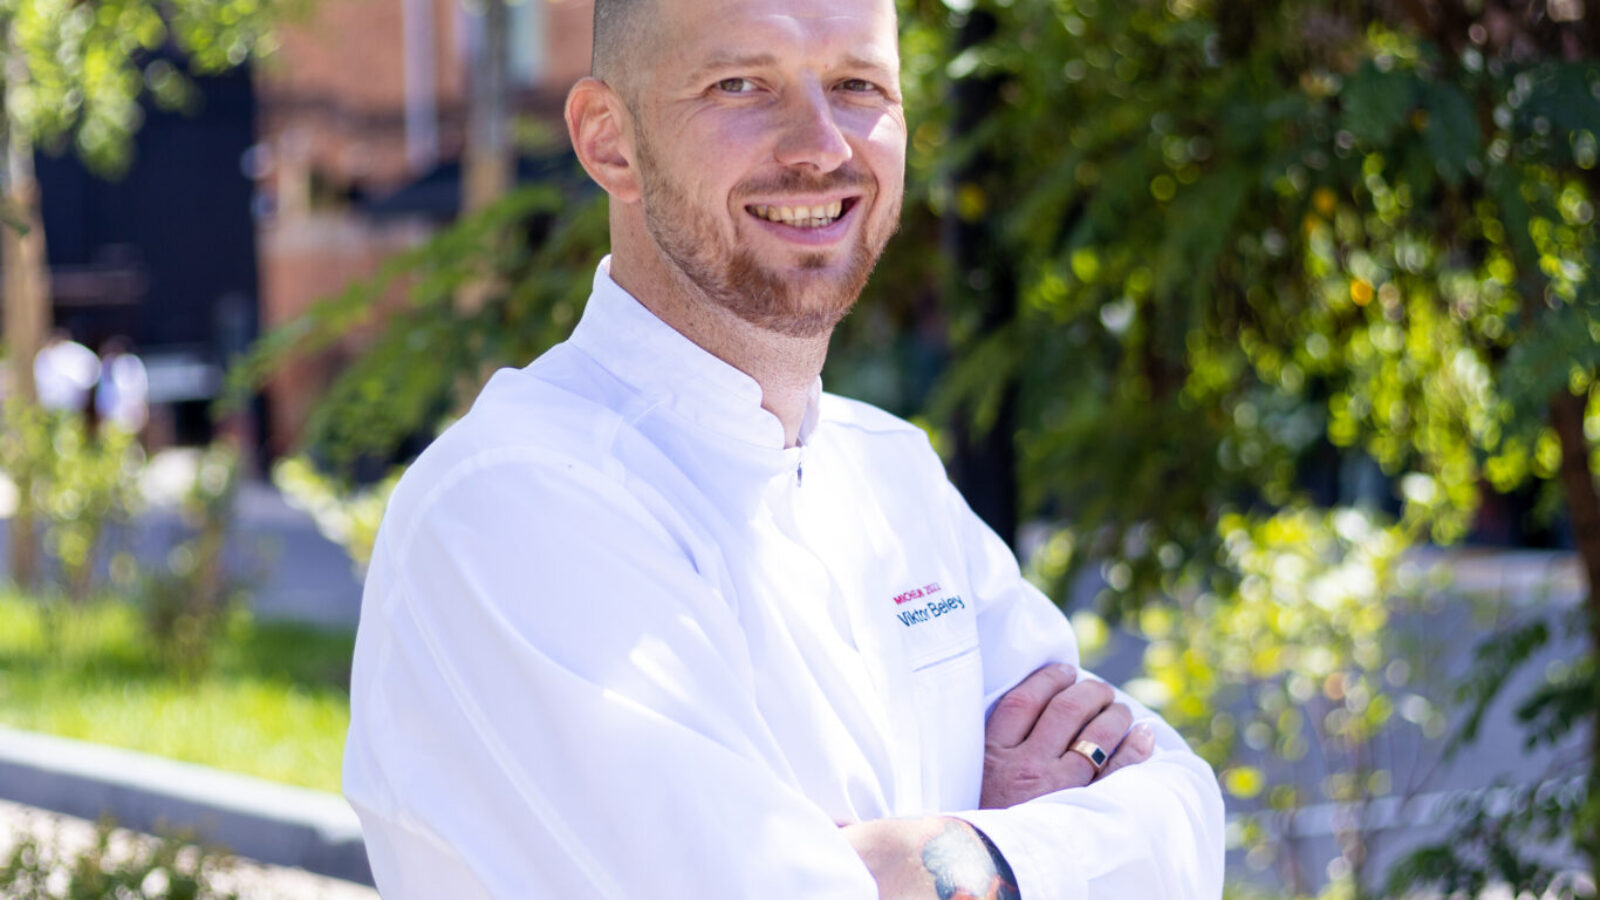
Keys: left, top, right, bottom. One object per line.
{"left": 254, "top": 0, "right": 594, "bottom": 456}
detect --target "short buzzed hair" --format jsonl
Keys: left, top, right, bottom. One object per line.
{"left": 591, "top": 0, "right": 650, "bottom": 85}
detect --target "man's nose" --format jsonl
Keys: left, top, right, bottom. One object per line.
{"left": 773, "top": 83, "right": 852, "bottom": 172}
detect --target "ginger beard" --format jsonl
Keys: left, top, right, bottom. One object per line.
{"left": 632, "top": 120, "right": 900, "bottom": 339}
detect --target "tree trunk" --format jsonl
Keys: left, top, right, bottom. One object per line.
{"left": 1548, "top": 386, "right": 1600, "bottom": 875}
{"left": 945, "top": 8, "right": 1019, "bottom": 548}
{"left": 1550, "top": 389, "right": 1600, "bottom": 652}
{"left": 2, "top": 29, "right": 50, "bottom": 588}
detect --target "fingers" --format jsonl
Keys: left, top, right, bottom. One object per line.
{"left": 1022, "top": 679, "right": 1116, "bottom": 756}
{"left": 979, "top": 668, "right": 1159, "bottom": 807}
{"left": 1095, "top": 723, "right": 1156, "bottom": 780}
{"left": 985, "top": 663, "right": 1078, "bottom": 748}
{"left": 1056, "top": 688, "right": 1132, "bottom": 781}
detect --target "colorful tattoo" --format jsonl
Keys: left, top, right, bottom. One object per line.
{"left": 920, "top": 820, "right": 1022, "bottom": 900}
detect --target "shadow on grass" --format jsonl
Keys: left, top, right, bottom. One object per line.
{"left": 216, "top": 618, "right": 355, "bottom": 693}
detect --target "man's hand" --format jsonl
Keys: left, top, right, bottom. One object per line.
{"left": 980, "top": 663, "right": 1154, "bottom": 809}
{"left": 843, "top": 816, "right": 1018, "bottom": 900}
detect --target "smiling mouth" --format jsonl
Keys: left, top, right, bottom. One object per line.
{"left": 746, "top": 198, "right": 855, "bottom": 229}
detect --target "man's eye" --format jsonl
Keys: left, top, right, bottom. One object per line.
{"left": 715, "top": 78, "right": 757, "bottom": 94}
{"left": 839, "top": 79, "right": 879, "bottom": 93}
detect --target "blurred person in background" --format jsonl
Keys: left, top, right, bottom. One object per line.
{"left": 94, "top": 336, "right": 149, "bottom": 436}
{"left": 34, "top": 329, "right": 100, "bottom": 416}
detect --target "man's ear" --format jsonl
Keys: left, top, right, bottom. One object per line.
{"left": 566, "top": 77, "right": 641, "bottom": 204}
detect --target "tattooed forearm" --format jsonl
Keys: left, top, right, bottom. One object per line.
{"left": 919, "top": 820, "right": 1021, "bottom": 900}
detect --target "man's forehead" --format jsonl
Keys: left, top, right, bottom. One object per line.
{"left": 638, "top": 0, "right": 899, "bottom": 88}
{"left": 650, "top": 0, "right": 899, "bottom": 51}
{"left": 653, "top": 0, "right": 896, "bottom": 21}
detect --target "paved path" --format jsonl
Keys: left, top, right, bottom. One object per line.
{"left": 0, "top": 474, "right": 365, "bottom": 629}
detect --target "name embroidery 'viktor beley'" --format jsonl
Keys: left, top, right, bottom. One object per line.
{"left": 891, "top": 581, "right": 967, "bottom": 628}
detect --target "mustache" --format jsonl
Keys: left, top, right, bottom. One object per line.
{"left": 734, "top": 165, "right": 873, "bottom": 199}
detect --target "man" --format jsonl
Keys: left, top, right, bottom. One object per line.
{"left": 343, "top": 0, "right": 1226, "bottom": 895}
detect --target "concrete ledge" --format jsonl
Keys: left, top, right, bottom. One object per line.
{"left": 0, "top": 726, "right": 372, "bottom": 885}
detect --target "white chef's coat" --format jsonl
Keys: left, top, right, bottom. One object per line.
{"left": 344, "top": 259, "right": 1225, "bottom": 898}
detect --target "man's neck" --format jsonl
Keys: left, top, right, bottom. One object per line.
{"left": 609, "top": 250, "right": 830, "bottom": 449}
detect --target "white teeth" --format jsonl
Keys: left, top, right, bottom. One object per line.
{"left": 750, "top": 200, "right": 848, "bottom": 228}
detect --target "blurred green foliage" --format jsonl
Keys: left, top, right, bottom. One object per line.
{"left": 269, "top": 455, "right": 397, "bottom": 574}
{"left": 228, "top": 179, "right": 609, "bottom": 565}
{"left": 230, "top": 182, "right": 606, "bottom": 477}
{"left": 1, "top": 816, "right": 239, "bottom": 900}
{"left": 0, "top": 0, "right": 300, "bottom": 176}
{"left": 883, "top": 0, "right": 1600, "bottom": 894}
{"left": 0, "top": 400, "right": 144, "bottom": 607}
{"left": 1385, "top": 778, "right": 1592, "bottom": 898}
{"left": 888, "top": 0, "right": 1599, "bottom": 609}
{"left": 139, "top": 443, "right": 246, "bottom": 678}
{"left": 1135, "top": 508, "right": 1421, "bottom": 774}
{"left": 42, "top": 420, "right": 143, "bottom": 605}
{"left": 0, "top": 398, "right": 259, "bottom": 677}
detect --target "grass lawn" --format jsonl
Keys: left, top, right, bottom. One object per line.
{"left": 0, "top": 592, "right": 353, "bottom": 793}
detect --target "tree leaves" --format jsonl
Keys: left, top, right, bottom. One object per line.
{"left": 1520, "top": 63, "right": 1600, "bottom": 141}
{"left": 0, "top": 0, "right": 290, "bottom": 174}
{"left": 1423, "top": 82, "right": 1482, "bottom": 186}
{"left": 229, "top": 183, "right": 604, "bottom": 478}
{"left": 1446, "top": 618, "right": 1551, "bottom": 757}
{"left": 881, "top": 0, "right": 1600, "bottom": 890}
{"left": 1342, "top": 63, "right": 1415, "bottom": 146}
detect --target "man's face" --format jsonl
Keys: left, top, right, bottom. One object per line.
{"left": 622, "top": 0, "right": 906, "bottom": 338}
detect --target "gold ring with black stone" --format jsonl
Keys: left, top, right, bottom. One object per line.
{"left": 1069, "top": 740, "right": 1108, "bottom": 770}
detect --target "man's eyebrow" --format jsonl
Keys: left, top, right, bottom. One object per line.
{"left": 684, "top": 51, "right": 899, "bottom": 85}
{"left": 685, "top": 52, "right": 779, "bottom": 84}
{"left": 840, "top": 53, "right": 897, "bottom": 75}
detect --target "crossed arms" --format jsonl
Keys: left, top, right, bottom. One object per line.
{"left": 842, "top": 664, "right": 1157, "bottom": 899}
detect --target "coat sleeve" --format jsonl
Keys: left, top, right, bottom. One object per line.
{"left": 342, "top": 448, "right": 880, "bottom": 899}
{"left": 938, "top": 476, "right": 1228, "bottom": 900}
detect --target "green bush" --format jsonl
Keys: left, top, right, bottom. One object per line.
{"left": 138, "top": 444, "right": 245, "bottom": 678}
{"left": 270, "top": 455, "right": 398, "bottom": 575}
{"left": 0, "top": 400, "right": 144, "bottom": 605}
{"left": 0, "top": 817, "right": 238, "bottom": 900}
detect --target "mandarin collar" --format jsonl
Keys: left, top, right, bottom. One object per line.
{"left": 567, "top": 257, "right": 821, "bottom": 452}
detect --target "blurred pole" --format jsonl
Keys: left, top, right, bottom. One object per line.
{"left": 455, "top": 0, "right": 513, "bottom": 403}
{"left": 462, "top": 0, "right": 513, "bottom": 229}
{"left": 1, "top": 23, "right": 49, "bottom": 589}
{"left": 945, "top": 6, "right": 1019, "bottom": 549}
{"left": 401, "top": 0, "right": 440, "bottom": 173}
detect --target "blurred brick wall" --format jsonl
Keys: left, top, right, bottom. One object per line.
{"left": 254, "top": 0, "right": 593, "bottom": 457}
{"left": 546, "top": 0, "right": 596, "bottom": 101}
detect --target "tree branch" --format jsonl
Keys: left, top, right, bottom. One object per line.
{"left": 1548, "top": 388, "right": 1600, "bottom": 648}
